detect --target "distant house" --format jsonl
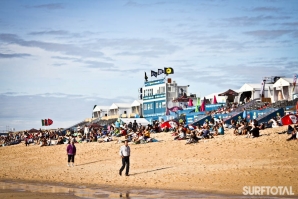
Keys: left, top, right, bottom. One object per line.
{"left": 92, "top": 106, "right": 109, "bottom": 118}
{"left": 109, "top": 103, "right": 131, "bottom": 118}
{"left": 131, "top": 100, "right": 143, "bottom": 118}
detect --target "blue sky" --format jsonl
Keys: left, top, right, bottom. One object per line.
{"left": 0, "top": 0, "right": 297, "bottom": 131}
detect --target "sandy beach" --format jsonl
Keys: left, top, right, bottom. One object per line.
{"left": 0, "top": 126, "right": 297, "bottom": 198}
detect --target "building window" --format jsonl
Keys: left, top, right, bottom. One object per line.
{"left": 162, "top": 102, "right": 166, "bottom": 108}
{"left": 156, "top": 102, "right": 159, "bottom": 109}
{"left": 160, "top": 86, "right": 165, "bottom": 93}
{"left": 144, "top": 104, "right": 147, "bottom": 110}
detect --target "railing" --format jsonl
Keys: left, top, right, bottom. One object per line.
{"left": 63, "top": 120, "right": 88, "bottom": 131}
{"left": 231, "top": 98, "right": 260, "bottom": 113}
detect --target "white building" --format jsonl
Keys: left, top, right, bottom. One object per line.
{"left": 109, "top": 103, "right": 132, "bottom": 118}
{"left": 272, "top": 78, "right": 298, "bottom": 102}
{"left": 131, "top": 100, "right": 143, "bottom": 117}
{"left": 92, "top": 106, "right": 110, "bottom": 118}
{"left": 142, "top": 78, "right": 193, "bottom": 118}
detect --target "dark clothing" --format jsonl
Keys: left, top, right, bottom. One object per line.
{"left": 68, "top": 154, "right": 75, "bottom": 163}
{"left": 132, "top": 122, "right": 138, "bottom": 132}
{"left": 25, "top": 138, "right": 29, "bottom": 146}
{"left": 251, "top": 128, "right": 259, "bottom": 137}
{"left": 120, "top": 156, "right": 130, "bottom": 175}
{"left": 202, "top": 129, "right": 210, "bottom": 138}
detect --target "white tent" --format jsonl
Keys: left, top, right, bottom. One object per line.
{"left": 237, "top": 83, "right": 271, "bottom": 102}
{"left": 272, "top": 78, "right": 297, "bottom": 102}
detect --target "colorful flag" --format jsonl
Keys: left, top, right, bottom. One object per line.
{"left": 168, "top": 106, "right": 183, "bottom": 112}
{"left": 144, "top": 72, "right": 148, "bottom": 82}
{"left": 48, "top": 118, "right": 53, "bottom": 126}
{"left": 164, "top": 67, "right": 174, "bottom": 75}
{"left": 41, "top": 119, "right": 45, "bottom": 126}
{"left": 195, "top": 97, "right": 200, "bottom": 112}
{"left": 151, "top": 70, "right": 157, "bottom": 77}
{"left": 293, "top": 74, "right": 297, "bottom": 92}
{"left": 200, "top": 97, "right": 206, "bottom": 112}
{"left": 157, "top": 69, "right": 164, "bottom": 75}
{"left": 213, "top": 95, "right": 218, "bottom": 104}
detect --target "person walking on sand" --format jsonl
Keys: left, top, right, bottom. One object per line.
{"left": 67, "top": 140, "right": 76, "bottom": 167}
{"left": 119, "top": 140, "right": 130, "bottom": 176}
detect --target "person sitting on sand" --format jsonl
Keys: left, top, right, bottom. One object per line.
{"left": 286, "top": 125, "right": 298, "bottom": 141}
{"left": 57, "top": 136, "right": 64, "bottom": 145}
{"left": 217, "top": 122, "right": 224, "bottom": 135}
{"left": 239, "top": 121, "right": 248, "bottom": 135}
{"left": 247, "top": 119, "right": 260, "bottom": 138}
{"left": 202, "top": 126, "right": 211, "bottom": 139}
{"left": 186, "top": 131, "right": 199, "bottom": 144}
{"left": 268, "top": 117, "right": 280, "bottom": 128}
{"left": 194, "top": 125, "right": 203, "bottom": 136}
{"left": 143, "top": 128, "right": 150, "bottom": 141}
{"left": 174, "top": 125, "right": 186, "bottom": 140}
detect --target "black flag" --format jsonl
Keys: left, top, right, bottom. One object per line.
{"left": 144, "top": 72, "right": 148, "bottom": 82}
{"left": 151, "top": 70, "right": 157, "bottom": 77}
{"left": 158, "top": 69, "right": 164, "bottom": 75}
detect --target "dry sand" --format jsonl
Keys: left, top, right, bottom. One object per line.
{"left": 0, "top": 126, "right": 297, "bottom": 197}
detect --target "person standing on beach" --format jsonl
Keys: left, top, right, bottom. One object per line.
{"left": 66, "top": 140, "right": 76, "bottom": 167}
{"left": 243, "top": 108, "right": 247, "bottom": 122}
{"left": 132, "top": 120, "right": 138, "bottom": 132}
{"left": 119, "top": 140, "right": 130, "bottom": 176}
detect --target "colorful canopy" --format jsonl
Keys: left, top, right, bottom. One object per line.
{"left": 218, "top": 89, "right": 238, "bottom": 96}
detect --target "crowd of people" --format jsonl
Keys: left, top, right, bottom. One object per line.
{"left": 0, "top": 105, "right": 296, "bottom": 147}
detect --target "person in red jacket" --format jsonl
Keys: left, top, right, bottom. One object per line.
{"left": 66, "top": 140, "right": 76, "bottom": 167}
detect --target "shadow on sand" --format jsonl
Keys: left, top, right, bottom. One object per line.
{"left": 130, "top": 166, "right": 173, "bottom": 176}
{"left": 76, "top": 159, "right": 111, "bottom": 166}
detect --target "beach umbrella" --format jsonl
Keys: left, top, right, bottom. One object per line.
{"left": 218, "top": 89, "right": 238, "bottom": 96}
{"left": 281, "top": 114, "right": 298, "bottom": 125}
{"left": 28, "top": 128, "right": 39, "bottom": 133}
{"left": 160, "top": 120, "right": 178, "bottom": 130}
{"left": 195, "top": 97, "right": 201, "bottom": 112}
{"left": 213, "top": 95, "right": 218, "bottom": 104}
{"left": 89, "top": 123, "right": 101, "bottom": 129}
{"left": 200, "top": 97, "right": 206, "bottom": 112}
